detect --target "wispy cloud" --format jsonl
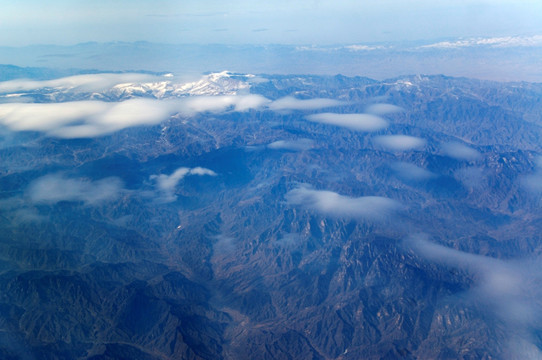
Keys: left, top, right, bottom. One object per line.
{"left": 285, "top": 184, "right": 401, "bottom": 220}
{"left": 151, "top": 166, "right": 217, "bottom": 202}
{"left": 421, "top": 35, "right": 542, "bottom": 49}
{"left": 374, "top": 135, "right": 426, "bottom": 151}
{"left": 441, "top": 142, "right": 482, "bottom": 161}
{"left": 27, "top": 174, "right": 124, "bottom": 205}
{"left": 405, "top": 234, "right": 542, "bottom": 359}
{"left": 268, "top": 97, "right": 346, "bottom": 111}
{"left": 267, "top": 138, "right": 314, "bottom": 151}
{"left": 390, "top": 161, "right": 436, "bottom": 181}
{"left": 306, "top": 113, "right": 388, "bottom": 131}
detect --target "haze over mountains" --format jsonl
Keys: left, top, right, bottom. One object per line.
{"left": 0, "top": 65, "right": 542, "bottom": 359}
{"left": 2, "top": 37, "right": 542, "bottom": 82}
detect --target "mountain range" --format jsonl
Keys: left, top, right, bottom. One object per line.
{"left": 1, "top": 66, "right": 542, "bottom": 359}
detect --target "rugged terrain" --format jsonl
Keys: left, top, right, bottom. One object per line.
{"left": 1, "top": 68, "right": 542, "bottom": 359}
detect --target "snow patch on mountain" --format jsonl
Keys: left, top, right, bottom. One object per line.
{"left": 108, "top": 71, "right": 252, "bottom": 99}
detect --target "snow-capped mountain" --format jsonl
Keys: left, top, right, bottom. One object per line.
{"left": 108, "top": 71, "right": 253, "bottom": 99}
{"left": 0, "top": 71, "right": 254, "bottom": 102}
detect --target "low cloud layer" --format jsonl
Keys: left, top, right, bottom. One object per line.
{"left": 421, "top": 35, "right": 542, "bottom": 49}
{"left": 344, "top": 44, "right": 386, "bottom": 51}
{"left": 374, "top": 135, "right": 426, "bottom": 151}
{"left": 0, "top": 79, "right": 360, "bottom": 139}
{"left": 0, "top": 73, "right": 159, "bottom": 94}
{"left": 521, "top": 157, "right": 542, "bottom": 194}
{"left": 285, "top": 184, "right": 401, "bottom": 220}
{"left": 151, "top": 166, "right": 217, "bottom": 202}
{"left": 27, "top": 174, "right": 124, "bottom": 205}
{"left": 455, "top": 166, "right": 485, "bottom": 189}
{"left": 181, "top": 94, "right": 269, "bottom": 114}
{"left": 267, "top": 138, "right": 314, "bottom": 151}
{"left": 268, "top": 97, "right": 346, "bottom": 111}
{"left": 306, "top": 113, "right": 388, "bottom": 131}
{"left": 0, "top": 95, "right": 268, "bottom": 138}
{"left": 0, "top": 73, "right": 351, "bottom": 139}
{"left": 405, "top": 234, "right": 542, "bottom": 359}
{"left": 0, "top": 197, "right": 46, "bottom": 224}
{"left": 441, "top": 142, "right": 482, "bottom": 161}
{"left": 365, "top": 103, "right": 404, "bottom": 115}
{"left": 390, "top": 161, "right": 436, "bottom": 181}
{"left": 275, "top": 233, "right": 303, "bottom": 248}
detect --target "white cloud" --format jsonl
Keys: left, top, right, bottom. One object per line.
{"left": 405, "top": 233, "right": 542, "bottom": 358}
{"left": 0, "top": 75, "right": 353, "bottom": 139}
{"left": 212, "top": 234, "right": 236, "bottom": 255}
{"left": 0, "top": 196, "right": 47, "bottom": 224}
{"left": 49, "top": 99, "right": 174, "bottom": 138}
{"left": 27, "top": 174, "right": 124, "bottom": 205}
{"left": 0, "top": 73, "right": 159, "bottom": 94}
{"left": 522, "top": 173, "right": 542, "bottom": 194}
{"left": 365, "top": 103, "right": 404, "bottom": 115}
{"left": 374, "top": 135, "right": 426, "bottom": 151}
{"left": 441, "top": 142, "right": 482, "bottom": 161}
{"left": 296, "top": 45, "right": 386, "bottom": 52}
{"left": 267, "top": 138, "right": 314, "bottom": 151}
{"left": 520, "top": 157, "right": 542, "bottom": 194}
{"left": 151, "top": 166, "right": 217, "bottom": 202}
{"left": 0, "top": 197, "right": 25, "bottom": 211}
{"left": 421, "top": 35, "right": 542, "bottom": 49}
{"left": 268, "top": 97, "right": 346, "bottom": 111}
{"left": 285, "top": 184, "right": 401, "bottom": 220}
{"left": 295, "top": 45, "right": 342, "bottom": 52}
{"left": 189, "top": 167, "right": 217, "bottom": 176}
{"left": 180, "top": 94, "right": 269, "bottom": 114}
{"left": 306, "top": 113, "right": 388, "bottom": 131}
{"left": 0, "top": 95, "right": 269, "bottom": 138}
{"left": 455, "top": 166, "right": 485, "bottom": 189}
{"left": 275, "top": 233, "right": 302, "bottom": 248}
{"left": 0, "top": 87, "right": 388, "bottom": 139}
{"left": 0, "top": 101, "right": 111, "bottom": 132}
{"left": 390, "top": 161, "right": 436, "bottom": 181}
{"left": 344, "top": 44, "right": 386, "bottom": 51}
{"left": 12, "top": 207, "right": 47, "bottom": 223}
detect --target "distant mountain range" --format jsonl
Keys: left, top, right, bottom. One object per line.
{"left": 1, "top": 66, "right": 542, "bottom": 359}
{"left": 1, "top": 38, "right": 542, "bottom": 81}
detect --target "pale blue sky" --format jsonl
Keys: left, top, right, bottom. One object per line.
{"left": 1, "top": 0, "right": 541, "bottom": 46}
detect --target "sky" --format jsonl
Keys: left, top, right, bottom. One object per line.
{"left": 1, "top": 0, "right": 542, "bottom": 46}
